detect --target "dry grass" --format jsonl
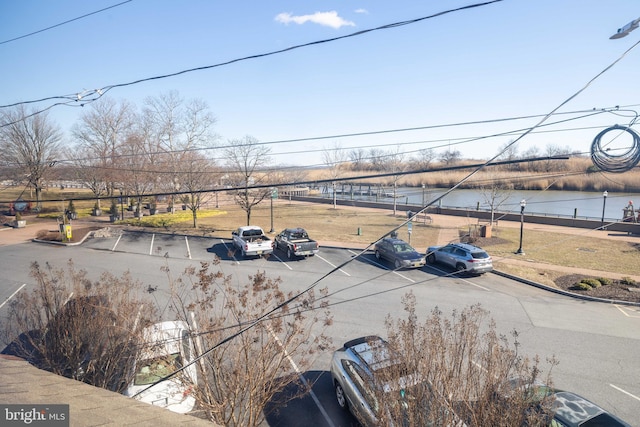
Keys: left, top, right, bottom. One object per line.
{"left": 176, "top": 199, "right": 440, "bottom": 249}
{"left": 478, "top": 226, "right": 640, "bottom": 276}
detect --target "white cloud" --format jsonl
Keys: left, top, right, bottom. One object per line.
{"left": 354, "top": 8, "right": 368, "bottom": 14}
{"left": 275, "top": 11, "right": 355, "bottom": 29}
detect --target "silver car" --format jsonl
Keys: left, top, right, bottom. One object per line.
{"left": 426, "top": 242, "right": 493, "bottom": 275}
{"left": 330, "top": 335, "right": 426, "bottom": 426}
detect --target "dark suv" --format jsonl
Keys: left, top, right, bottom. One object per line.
{"left": 426, "top": 242, "right": 493, "bottom": 274}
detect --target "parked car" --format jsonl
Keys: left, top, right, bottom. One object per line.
{"left": 124, "top": 321, "right": 197, "bottom": 414}
{"left": 274, "top": 227, "right": 319, "bottom": 259}
{"left": 550, "top": 391, "right": 631, "bottom": 427}
{"left": 330, "top": 336, "right": 414, "bottom": 426}
{"left": 231, "top": 225, "right": 274, "bottom": 257}
{"left": 426, "top": 242, "right": 493, "bottom": 274}
{"left": 374, "top": 237, "right": 426, "bottom": 269}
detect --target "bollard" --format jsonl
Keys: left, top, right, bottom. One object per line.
{"left": 357, "top": 227, "right": 362, "bottom": 236}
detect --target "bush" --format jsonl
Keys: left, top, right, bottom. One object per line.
{"left": 597, "top": 277, "right": 612, "bottom": 286}
{"left": 581, "top": 278, "right": 602, "bottom": 288}
{"left": 621, "top": 277, "right": 637, "bottom": 287}
{"left": 572, "top": 282, "right": 592, "bottom": 291}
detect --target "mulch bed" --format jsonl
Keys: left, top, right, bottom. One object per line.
{"left": 553, "top": 274, "right": 640, "bottom": 303}
{"left": 35, "top": 227, "right": 102, "bottom": 244}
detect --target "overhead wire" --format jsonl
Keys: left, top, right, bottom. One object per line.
{"left": 0, "top": 0, "right": 133, "bottom": 46}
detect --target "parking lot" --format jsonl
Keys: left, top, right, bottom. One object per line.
{"left": 2, "top": 230, "right": 640, "bottom": 425}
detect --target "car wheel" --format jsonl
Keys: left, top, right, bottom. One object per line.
{"left": 427, "top": 254, "right": 436, "bottom": 264}
{"left": 287, "top": 248, "right": 293, "bottom": 259}
{"left": 335, "top": 382, "right": 348, "bottom": 410}
{"left": 375, "top": 250, "right": 381, "bottom": 260}
{"left": 394, "top": 259, "right": 401, "bottom": 269}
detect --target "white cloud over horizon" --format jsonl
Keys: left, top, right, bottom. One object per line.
{"left": 275, "top": 11, "right": 355, "bottom": 29}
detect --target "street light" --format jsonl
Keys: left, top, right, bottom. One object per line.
{"left": 516, "top": 199, "right": 526, "bottom": 255}
{"left": 421, "top": 183, "right": 426, "bottom": 207}
{"left": 601, "top": 190, "right": 608, "bottom": 229}
{"left": 119, "top": 188, "right": 124, "bottom": 221}
{"left": 269, "top": 188, "right": 276, "bottom": 233}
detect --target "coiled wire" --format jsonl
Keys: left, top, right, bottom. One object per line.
{"left": 591, "top": 124, "right": 640, "bottom": 173}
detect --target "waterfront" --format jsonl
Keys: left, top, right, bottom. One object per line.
{"left": 323, "top": 186, "right": 640, "bottom": 222}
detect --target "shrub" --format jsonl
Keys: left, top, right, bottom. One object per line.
{"left": 621, "top": 277, "right": 637, "bottom": 287}
{"left": 597, "top": 277, "right": 612, "bottom": 286}
{"left": 581, "top": 278, "right": 601, "bottom": 288}
{"left": 572, "top": 282, "right": 592, "bottom": 291}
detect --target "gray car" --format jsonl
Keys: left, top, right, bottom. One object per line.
{"left": 426, "top": 242, "right": 492, "bottom": 274}
{"left": 374, "top": 238, "right": 426, "bottom": 269}
{"left": 330, "top": 336, "right": 418, "bottom": 426}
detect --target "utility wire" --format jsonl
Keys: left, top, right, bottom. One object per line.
{"left": 0, "top": 1, "right": 503, "bottom": 121}
{"left": 0, "top": 1, "right": 133, "bottom": 46}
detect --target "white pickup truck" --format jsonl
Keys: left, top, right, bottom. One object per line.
{"left": 231, "top": 226, "right": 274, "bottom": 257}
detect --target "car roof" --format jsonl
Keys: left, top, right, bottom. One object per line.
{"left": 381, "top": 237, "right": 410, "bottom": 245}
{"left": 448, "top": 242, "right": 485, "bottom": 252}
{"left": 552, "top": 391, "right": 630, "bottom": 426}
{"left": 343, "top": 336, "right": 397, "bottom": 372}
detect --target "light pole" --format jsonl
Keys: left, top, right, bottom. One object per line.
{"left": 601, "top": 190, "right": 608, "bottom": 229}
{"left": 269, "top": 188, "right": 276, "bottom": 233}
{"left": 516, "top": 199, "right": 526, "bottom": 255}
{"left": 119, "top": 188, "right": 124, "bottom": 221}
{"left": 421, "top": 183, "right": 425, "bottom": 207}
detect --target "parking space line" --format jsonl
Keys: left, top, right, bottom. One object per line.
{"left": 268, "top": 326, "right": 336, "bottom": 427}
{"left": 610, "top": 384, "right": 640, "bottom": 402}
{"left": 614, "top": 304, "right": 640, "bottom": 318}
{"left": 111, "top": 233, "right": 122, "bottom": 252}
{"left": 348, "top": 250, "right": 415, "bottom": 283}
{"left": 0, "top": 283, "right": 26, "bottom": 309}
{"left": 316, "top": 255, "right": 350, "bottom": 276}
{"left": 185, "top": 236, "right": 192, "bottom": 259}
{"left": 149, "top": 234, "right": 155, "bottom": 255}
{"left": 271, "top": 252, "right": 293, "bottom": 270}
{"left": 425, "top": 265, "right": 490, "bottom": 291}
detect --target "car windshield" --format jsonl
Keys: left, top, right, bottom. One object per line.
{"left": 394, "top": 244, "right": 413, "bottom": 253}
{"left": 134, "top": 353, "right": 182, "bottom": 385}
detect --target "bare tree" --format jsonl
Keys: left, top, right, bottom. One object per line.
{"left": 322, "top": 142, "right": 347, "bottom": 209}
{"left": 167, "top": 261, "right": 332, "bottom": 427}
{"left": 175, "top": 151, "right": 217, "bottom": 228}
{"left": 348, "top": 147, "right": 367, "bottom": 170}
{"left": 224, "top": 136, "right": 272, "bottom": 225}
{"left": 410, "top": 148, "right": 436, "bottom": 170}
{"left": 439, "top": 148, "right": 462, "bottom": 166}
{"left": 385, "top": 148, "right": 405, "bottom": 216}
{"left": 478, "top": 176, "right": 513, "bottom": 225}
{"left": 0, "top": 106, "right": 62, "bottom": 210}
{"left": 1, "top": 260, "right": 157, "bottom": 392}
{"left": 497, "top": 141, "right": 520, "bottom": 171}
{"left": 71, "top": 97, "right": 135, "bottom": 208}
{"left": 376, "top": 293, "right": 556, "bottom": 426}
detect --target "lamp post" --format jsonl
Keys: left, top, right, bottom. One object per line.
{"left": 601, "top": 191, "right": 608, "bottom": 229}
{"left": 269, "top": 188, "right": 276, "bottom": 233}
{"left": 421, "top": 183, "right": 426, "bottom": 207}
{"left": 119, "top": 188, "right": 124, "bottom": 221}
{"left": 516, "top": 199, "right": 526, "bottom": 255}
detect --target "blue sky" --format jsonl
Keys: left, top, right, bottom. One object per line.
{"left": 2, "top": 0, "right": 640, "bottom": 167}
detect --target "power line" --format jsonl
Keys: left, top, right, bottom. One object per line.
{"left": 0, "top": 1, "right": 504, "bottom": 121}
{"left": 0, "top": 1, "right": 133, "bottom": 46}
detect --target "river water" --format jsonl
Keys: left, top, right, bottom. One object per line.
{"left": 325, "top": 186, "right": 640, "bottom": 222}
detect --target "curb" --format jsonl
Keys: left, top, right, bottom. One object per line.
{"left": 491, "top": 269, "right": 640, "bottom": 307}
{"left": 32, "top": 229, "right": 97, "bottom": 246}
